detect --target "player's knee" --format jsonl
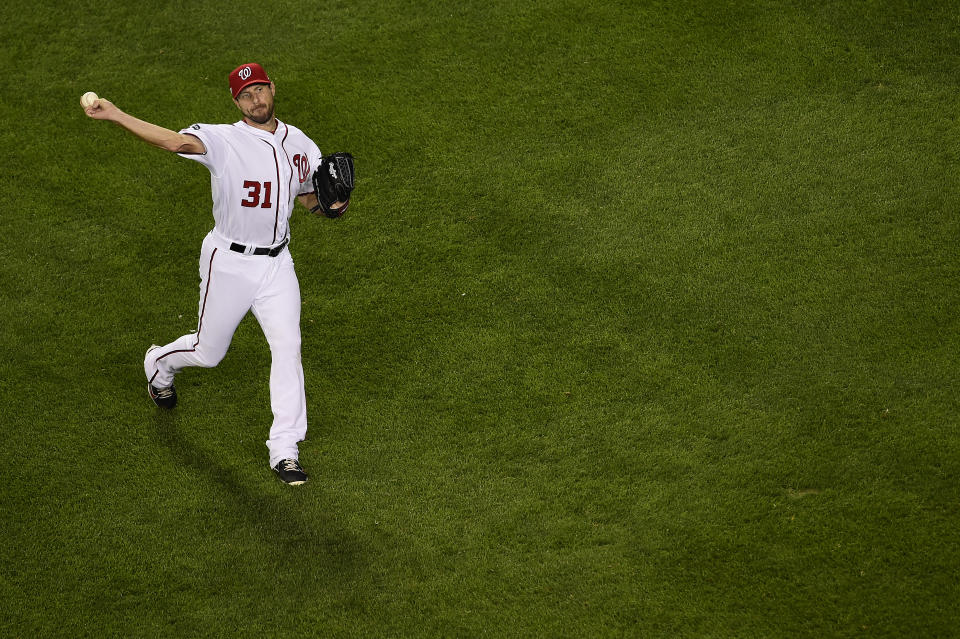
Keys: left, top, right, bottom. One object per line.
{"left": 268, "top": 334, "right": 301, "bottom": 358}
{"left": 194, "top": 342, "right": 229, "bottom": 368}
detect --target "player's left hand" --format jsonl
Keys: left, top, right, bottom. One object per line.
{"left": 311, "top": 152, "right": 355, "bottom": 218}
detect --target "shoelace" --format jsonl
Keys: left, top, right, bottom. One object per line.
{"left": 279, "top": 460, "right": 302, "bottom": 472}
{"left": 153, "top": 386, "right": 174, "bottom": 399}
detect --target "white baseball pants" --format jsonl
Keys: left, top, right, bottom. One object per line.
{"left": 144, "top": 229, "right": 307, "bottom": 468}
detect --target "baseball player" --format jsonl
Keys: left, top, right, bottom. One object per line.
{"left": 83, "top": 63, "right": 355, "bottom": 486}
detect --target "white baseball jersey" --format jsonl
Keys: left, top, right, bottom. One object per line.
{"left": 178, "top": 119, "right": 322, "bottom": 246}
{"left": 145, "top": 117, "right": 324, "bottom": 468}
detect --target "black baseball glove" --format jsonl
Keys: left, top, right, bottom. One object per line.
{"left": 311, "top": 152, "right": 355, "bottom": 218}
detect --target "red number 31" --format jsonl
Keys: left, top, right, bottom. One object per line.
{"left": 240, "top": 180, "right": 273, "bottom": 208}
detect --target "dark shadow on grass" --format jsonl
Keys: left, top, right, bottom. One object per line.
{"left": 150, "top": 410, "right": 363, "bottom": 579}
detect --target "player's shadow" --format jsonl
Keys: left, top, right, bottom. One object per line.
{"left": 151, "top": 410, "right": 363, "bottom": 578}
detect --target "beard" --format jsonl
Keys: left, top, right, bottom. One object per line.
{"left": 246, "top": 102, "right": 275, "bottom": 124}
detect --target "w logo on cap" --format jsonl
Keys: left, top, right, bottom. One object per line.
{"left": 229, "top": 63, "right": 270, "bottom": 98}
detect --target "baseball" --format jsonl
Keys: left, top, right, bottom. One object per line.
{"left": 80, "top": 91, "right": 99, "bottom": 108}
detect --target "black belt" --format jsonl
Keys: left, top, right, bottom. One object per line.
{"left": 229, "top": 237, "right": 288, "bottom": 257}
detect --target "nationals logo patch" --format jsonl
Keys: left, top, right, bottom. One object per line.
{"left": 292, "top": 154, "right": 310, "bottom": 183}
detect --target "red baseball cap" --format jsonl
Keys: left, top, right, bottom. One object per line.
{"left": 229, "top": 63, "right": 271, "bottom": 98}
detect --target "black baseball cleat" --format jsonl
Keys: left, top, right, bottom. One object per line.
{"left": 273, "top": 459, "right": 308, "bottom": 486}
{"left": 147, "top": 383, "right": 178, "bottom": 409}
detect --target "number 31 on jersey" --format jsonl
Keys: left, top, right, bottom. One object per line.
{"left": 241, "top": 180, "right": 273, "bottom": 208}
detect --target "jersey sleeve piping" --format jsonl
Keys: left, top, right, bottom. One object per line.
{"left": 179, "top": 133, "right": 207, "bottom": 155}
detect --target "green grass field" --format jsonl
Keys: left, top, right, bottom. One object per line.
{"left": 2, "top": 0, "right": 959, "bottom": 636}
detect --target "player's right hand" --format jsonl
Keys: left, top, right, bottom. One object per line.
{"left": 84, "top": 98, "right": 117, "bottom": 120}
